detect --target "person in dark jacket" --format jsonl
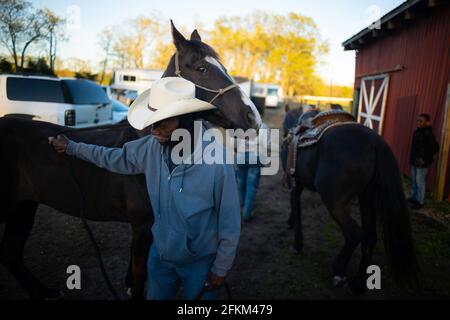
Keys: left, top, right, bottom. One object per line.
{"left": 409, "top": 113, "right": 440, "bottom": 209}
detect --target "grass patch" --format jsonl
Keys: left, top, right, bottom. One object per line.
{"left": 415, "top": 228, "right": 450, "bottom": 258}
{"left": 322, "top": 220, "right": 341, "bottom": 249}
{"left": 427, "top": 201, "right": 450, "bottom": 217}
{"left": 403, "top": 174, "right": 450, "bottom": 217}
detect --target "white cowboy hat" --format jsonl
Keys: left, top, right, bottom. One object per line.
{"left": 127, "top": 77, "right": 216, "bottom": 130}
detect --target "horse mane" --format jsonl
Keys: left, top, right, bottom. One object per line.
{"left": 283, "top": 108, "right": 303, "bottom": 133}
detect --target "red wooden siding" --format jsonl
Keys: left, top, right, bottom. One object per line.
{"left": 354, "top": 5, "right": 450, "bottom": 190}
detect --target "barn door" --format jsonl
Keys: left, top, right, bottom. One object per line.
{"left": 357, "top": 74, "right": 390, "bottom": 134}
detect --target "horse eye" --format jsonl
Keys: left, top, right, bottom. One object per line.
{"left": 197, "top": 66, "right": 208, "bottom": 73}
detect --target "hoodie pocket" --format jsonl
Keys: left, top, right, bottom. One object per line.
{"left": 164, "top": 228, "right": 198, "bottom": 264}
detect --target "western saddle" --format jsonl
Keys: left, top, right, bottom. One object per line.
{"left": 283, "top": 110, "right": 355, "bottom": 190}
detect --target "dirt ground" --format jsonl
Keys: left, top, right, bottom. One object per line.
{"left": 1, "top": 109, "right": 450, "bottom": 300}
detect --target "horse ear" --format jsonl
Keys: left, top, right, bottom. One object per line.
{"left": 171, "top": 20, "right": 187, "bottom": 51}
{"left": 190, "top": 29, "right": 202, "bottom": 42}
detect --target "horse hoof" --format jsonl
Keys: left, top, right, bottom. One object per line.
{"left": 332, "top": 276, "right": 347, "bottom": 287}
{"left": 126, "top": 287, "right": 132, "bottom": 297}
{"left": 45, "top": 288, "right": 63, "bottom": 300}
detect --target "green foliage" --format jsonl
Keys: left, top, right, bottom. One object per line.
{"left": 101, "top": 11, "right": 336, "bottom": 98}
{"left": 416, "top": 228, "right": 450, "bottom": 258}
{"left": 208, "top": 11, "right": 329, "bottom": 97}
{"left": 0, "top": 57, "right": 14, "bottom": 73}
{"left": 0, "top": 0, "right": 65, "bottom": 71}
{"left": 312, "top": 80, "right": 354, "bottom": 98}
{"left": 74, "top": 71, "right": 98, "bottom": 81}
{"left": 25, "top": 57, "right": 55, "bottom": 76}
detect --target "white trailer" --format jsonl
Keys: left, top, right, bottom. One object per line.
{"left": 110, "top": 68, "right": 164, "bottom": 105}
{"left": 251, "top": 82, "right": 283, "bottom": 108}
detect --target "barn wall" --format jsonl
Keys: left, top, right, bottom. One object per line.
{"left": 354, "top": 5, "right": 450, "bottom": 191}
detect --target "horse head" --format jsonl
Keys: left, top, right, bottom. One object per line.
{"left": 297, "top": 109, "right": 320, "bottom": 129}
{"left": 163, "top": 21, "right": 262, "bottom": 131}
{"left": 282, "top": 108, "right": 303, "bottom": 138}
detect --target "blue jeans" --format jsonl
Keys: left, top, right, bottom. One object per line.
{"left": 411, "top": 166, "right": 428, "bottom": 205}
{"left": 146, "top": 245, "right": 218, "bottom": 300}
{"left": 236, "top": 165, "right": 261, "bottom": 220}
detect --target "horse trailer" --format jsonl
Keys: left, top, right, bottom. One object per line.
{"left": 250, "top": 82, "right": 283, "bottom": 109}
{"left": 110, "top": 68, "right": 164, "bottom": 105}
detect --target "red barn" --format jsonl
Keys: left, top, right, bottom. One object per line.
{"left": 343, "top": 0, "right": 450, "bottom": 200}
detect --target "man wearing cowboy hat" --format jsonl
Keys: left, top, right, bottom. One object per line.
{"left": 48, "top": 77, "right": 241, "bottom": 300}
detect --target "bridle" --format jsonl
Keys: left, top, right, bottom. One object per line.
{"left": 174, "top": 51, "right": 239, "bottom": 105}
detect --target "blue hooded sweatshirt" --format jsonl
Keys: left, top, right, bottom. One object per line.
{"left": 66, "top": 129, "right": 241, "bottom": 277}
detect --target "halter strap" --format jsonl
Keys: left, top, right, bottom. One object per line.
{"left": 174, "top": 51, "right": 238, "bottom": 105}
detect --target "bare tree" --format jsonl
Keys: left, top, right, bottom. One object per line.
{"left": 0, "top": 0, "right": 47, "bottom": 71}
{"left": 98, "top": 27, "right": 114, "bottom": 84}
{"left": 111, "top": 15, "right": 161, "bottom": 68}
{"left": 42, "top": 8, "right": 66, "bottom": 72}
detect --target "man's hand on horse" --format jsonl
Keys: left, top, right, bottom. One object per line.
{"left": 206, "top": 272, "right": 225, "bottom": 291}
{"left": 48, "top": 134, "right": 70, "bottom": 153}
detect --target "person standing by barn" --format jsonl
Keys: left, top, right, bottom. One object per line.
{"left": 409, "top": 113, "right": 440, "bottom": 209}
{"left": 48, "top": 77, "right": 241, "bottom": 300}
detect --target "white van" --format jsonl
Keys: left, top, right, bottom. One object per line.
{"left": 251, "top": 82, "right": 283, "bottom": 108}
{"left": 0, "top": 74, "right": 113, "bottom": 128}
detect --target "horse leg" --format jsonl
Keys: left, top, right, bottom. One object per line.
{"left": 322, "top": 198, "right": 362, "bottom": 288}
{"left": 124, "top": 249, "right": 133, "bottom": 296}
{"left": 0, "top": 201, "right": 60, "bottom": 299}
{"left": 291, "top": 185, "right": 304, "bottom": 252}
{"left": 347, "top": 192, "right": 378, "bottom": 294}
{"left": 287, "top": 185, "right": 297, "bottom": 229}
{"left": 129, "top": 223, "right": 152, "bottom": 300}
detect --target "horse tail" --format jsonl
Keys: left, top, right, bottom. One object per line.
{"left": 373, "top": 138, "right": 418, "bottom": 282}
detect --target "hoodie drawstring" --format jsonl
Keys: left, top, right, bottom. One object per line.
{"left": 179, "top": 165, "right": 186, "bottom": 193}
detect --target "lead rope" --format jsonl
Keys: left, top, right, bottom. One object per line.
{"left": 56, "top": 129, "right": 121, "bottom": 300}
{"left": 194, "top": 282, "right": 232, "bottom": 301}
{"left": 174, "top": 51, "right": 238, "bottom": 105}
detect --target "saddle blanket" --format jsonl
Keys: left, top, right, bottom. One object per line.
{"left": 298, "top": 120, "right": 354, "bottom": 148}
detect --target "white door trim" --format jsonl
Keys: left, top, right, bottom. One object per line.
{"left": 357, "top": 74, "right": 390, "bottom": 134}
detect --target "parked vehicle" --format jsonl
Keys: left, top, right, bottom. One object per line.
{"left": 111, "top": 99, "right": 129, "bottom": 123}
{"left": 101, "top": 85, "right": 113, "bottom": 99}
{"left": 0, "top": 74, "right": 113, "bottom": 128}
{"left": 251, "top": 82, "right": 283, "bottom": 108}
{"left": 110, "top": 68, "right": 164, "bottom": 105}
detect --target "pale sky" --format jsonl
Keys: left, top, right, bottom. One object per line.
{"left": 28, "top": 0, "right": 405, "bottom": 86}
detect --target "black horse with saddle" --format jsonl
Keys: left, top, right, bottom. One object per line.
{"left": 282, "top": 108, "right": 418, "bottom": 293}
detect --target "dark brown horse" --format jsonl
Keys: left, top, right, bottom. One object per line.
{"left": 283, "top": 110, "right": 418, "bottom": 293}
{"left": 0, "top": 23, "right": 261, "bottom": 299}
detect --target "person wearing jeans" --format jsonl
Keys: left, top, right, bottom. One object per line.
{"left": 410, "top": 166, "right": 428, "bottom": 208}
{"left": 409, "top": 113, "right": 439, "bottom": 209}
{"left": 236, "top": 123, "right": 270, "bottom": 222}
{"left": 237, "top": 160, "right": 262, "bottom": 222}
{"left": 49, "top": 77, "right": 241, "bottom": 300}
